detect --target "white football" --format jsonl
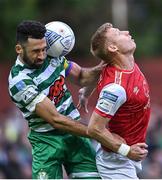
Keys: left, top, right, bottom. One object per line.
{"left": 45, "top": 21, "right": 75, "bottom": 57}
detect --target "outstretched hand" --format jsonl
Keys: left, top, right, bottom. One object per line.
{"left": 77, "top": 88, "right": 89, "bottom": 113}
{"left": 128, "top": 143, "right": 148, "bottom": 161}
{"left": 77, "top": 60, "right": 106, "bottom": 113}
{"left": 93, "top": 60, "right": 107, "bottom": 72}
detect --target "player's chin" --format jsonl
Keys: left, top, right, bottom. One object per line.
{"left": 34, "top": 62, "right": 44, "bottom": 69}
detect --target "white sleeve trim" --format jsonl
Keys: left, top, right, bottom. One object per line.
{"left": 96, "top": 83, "right": 127, "bottom": 116}
{"left": 26, "top": 93, "right": 46, "bottom": 112}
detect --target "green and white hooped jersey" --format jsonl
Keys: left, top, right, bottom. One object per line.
{"left": 8, "top": 56, "right": 80, "bottom": 132}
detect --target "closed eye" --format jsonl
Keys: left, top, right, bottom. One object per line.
{"left": 114, "top": 28, "right": 120, "bottom": 35}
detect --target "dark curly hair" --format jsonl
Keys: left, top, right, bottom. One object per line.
{"left": 16, "top": 20, "right": 46, "bottom": 44}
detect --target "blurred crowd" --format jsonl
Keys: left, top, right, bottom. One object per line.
{"left": 139, "top": 103, "right": 162, "bottom": 179}
{"left": 0, "top": 103, "right": 162, "bottom": 179}
{"left": 0, "top": 107, "right": 32, "bottom": 179}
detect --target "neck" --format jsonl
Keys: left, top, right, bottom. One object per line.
{"left": 18, "top": 55, "right": 24, "bottom": 64}
{"left": 113, "top": 54, "right": 134, "bottom": 70}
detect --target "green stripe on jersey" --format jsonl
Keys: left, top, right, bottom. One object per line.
{"left": 28, "top": 57, "right": 50, "bottom": 78}
{"left": 8, "top": 56, "right": 80, "bottom": 132}
{"left": 60, "top": 103, "right": 79, "bottom": 116}
{"left": 11, "top": 64, "right": 26, "bottom": 78}
{"left": 10, "top": 79, "right": 34, "bottom": 96}
{"left": 38, "top": 64, "right": 64, "bottom": 91}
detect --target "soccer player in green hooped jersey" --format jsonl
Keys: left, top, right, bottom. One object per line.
{"left": 8, "top": 20, "right": 103, "bottom": 179}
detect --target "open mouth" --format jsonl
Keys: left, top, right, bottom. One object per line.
{"left": 37, "top": 60, "right": 44, "bottom": 64}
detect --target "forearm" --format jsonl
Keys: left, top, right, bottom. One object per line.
{"left": 79, "top": 67, "right": 101, "bottom": 86}
{"left": 36, "top": 97, "right": 90, "bottom": 137}
{"left": 88, "top": 112, "right": 125, "bottom": 152}
{"left": 88, "top": 123, "right": 148, "bottom": 160}
{"left": 51, "top": 114, "right": 90, "bottom": 137}
{"left": 68, "top": 61, "right": 103, "bottom": 87}
{"left": 88, "top": 112, "right": 148, "bottom": 160}
{"left": 88, "top": 127, "right": 123, "bottom": 152}
{"left": 90, "top": 128, "right": 148, "bottom": 160}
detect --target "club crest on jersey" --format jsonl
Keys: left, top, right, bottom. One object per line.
{"left": 48, "top": 75, "right": 65, "bottom": 104}
{"left": 133, "top": 86, "right": 139, "bottom": 95}
{"left": 37, "top": 170, "right": 48, "bottom": 180}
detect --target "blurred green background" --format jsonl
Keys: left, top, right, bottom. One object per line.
{"left": 0, "top": 0, "right": 162, "bottom": 179}
{"left": 0, "top": 0, "right": 162, "bottom": 62}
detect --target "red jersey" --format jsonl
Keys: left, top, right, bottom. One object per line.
{"left": 95, "top": 63, "right": 150, "bottom": 148}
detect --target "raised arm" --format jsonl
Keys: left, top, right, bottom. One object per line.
{"left": 67, "top": 60, "right": 105, "bottom": 87}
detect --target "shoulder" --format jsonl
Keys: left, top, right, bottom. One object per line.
{"left": 95, "top": 83, "right": 127, "bottom": 116}
{"left": 102, "top": 83, "right": 126, "bottom": 95}
{"left": 8, "top": 67, "right": 35, "bottom": 98}
{"left": 100, "top": 83, "right": 127, "bottom": 103}
{"left": 100, "top": 66, "right": 122, "bottom": 85}
{"left": 9, "top": 65, "right": 33, "bottom": 84}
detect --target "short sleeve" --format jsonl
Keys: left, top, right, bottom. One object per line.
{"left": 10, "top": 79, "right": 46, "bottom": 112}
{"left": 95, "top": 83, "right": 127, "bottom": 118}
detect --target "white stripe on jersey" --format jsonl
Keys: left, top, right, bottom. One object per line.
{"left": 8, "top": 56, "right": 80, "bottom": 132}
{"left": 67, "top": 109, "right": 80, "bottom": 120}
{"left": 115, "top": 70, "right": 122, "bottom": 85}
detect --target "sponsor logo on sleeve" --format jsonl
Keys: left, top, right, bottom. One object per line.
{"left": 96, "top": 91, "right": 118, "bottom": 114}
{"left": 102, "top": 91, "right": 118, "bottom": 102}
{"left": 15, "top": 81, "right": 26, "bottom": 91}
{"left": 22, "top": 86, "right": 38, "bottom": 104}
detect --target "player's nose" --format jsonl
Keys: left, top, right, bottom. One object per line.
{"left": 38, "top": 51, "right": 46, "bottom": 60}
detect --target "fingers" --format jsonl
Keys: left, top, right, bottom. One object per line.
{"left": 77, "top": 103, "right": 81, "bottom": 109}
{"left": 78, "top": 88, "right": 89, "bottom": 113}
{"left": 77, "top": 101, "right": 89, "bottom": 113}
{"left": 85, "top": 106, "right": 89, "bottom": 113}
{"left": 129, "top": 143, "right": 149, "bottom": 161}
{"left": 94, "top": 61, "right": 107, "bottom": 71}
{"left": 139, "top": 150, "right": 148, "bottom": 160}
{"left": 136, "top": 143, "right": 148, "bottom": 154}
{"left": 136, "top": 143, "right": 148, "bottom": 149}
{"left": 99, "top": 60, "right": 107, "bottom": 67}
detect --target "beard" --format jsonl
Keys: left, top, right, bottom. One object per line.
{"left": 23, "top": 50, "right": 44, "bottom": 69}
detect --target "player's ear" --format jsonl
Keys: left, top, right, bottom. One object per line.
{"left": 108, "top": 44, "right": 118, "bottom": 53}
{"left": 15, "top": 44, "right": 23, "bottom": 54}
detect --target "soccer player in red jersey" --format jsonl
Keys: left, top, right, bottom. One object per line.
{"left": 78, "top": 23, "right": 150, "bottom": 179}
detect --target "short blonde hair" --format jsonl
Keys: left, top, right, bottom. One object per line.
{"left": 90, "top": 23, "right": 112, "bottom": 62}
